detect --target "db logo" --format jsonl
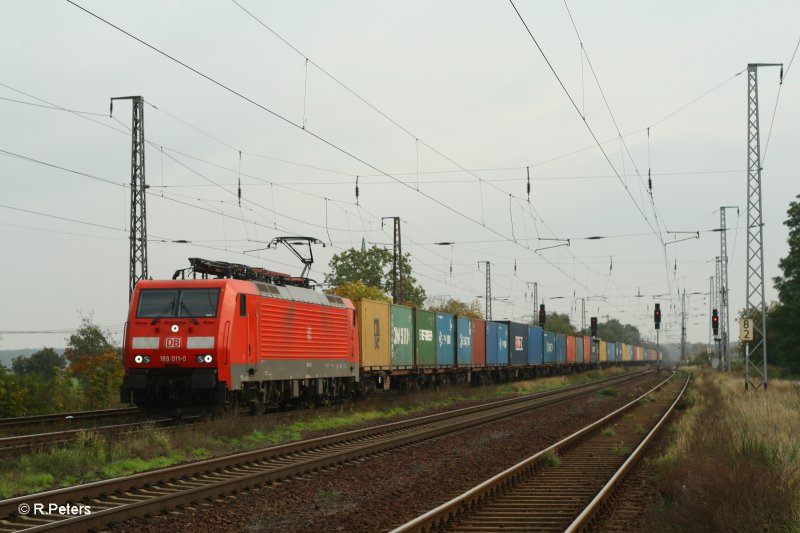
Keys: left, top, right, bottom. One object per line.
{"left": 165, "top": 337, "right": 182, "bottom": 348}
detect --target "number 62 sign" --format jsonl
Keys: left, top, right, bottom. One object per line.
{"left": 739, "top": 318, "right": 753, "bottom": 342}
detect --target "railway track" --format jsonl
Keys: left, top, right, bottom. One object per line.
{"left": 0, "top": 370, "right": 653, "bottom": 531}
{"left": 0, "top": 418, "right": 185, "bottom": 455}
{"left": 0, "top": 408, "right": 139, "bottom": 435}
{"left": 391, "top": 371, "right": 688, "bottom": 532}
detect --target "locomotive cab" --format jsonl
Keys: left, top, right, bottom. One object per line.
{"left": 120, "top": 279, "right": 249, "bottom": 413}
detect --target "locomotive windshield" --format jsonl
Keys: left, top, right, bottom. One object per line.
{"left": 137, "top": 288, "right": 220, "bottom": 318}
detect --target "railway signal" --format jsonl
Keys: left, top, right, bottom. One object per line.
{"left": 712, "top": 309, "right": 719, "bottom": 336}
{"left": 538, "top": 304, "right": 546, "bottom": 327}
{"left": 590, "top": 316, "right": 598, "bottom": 338}
{"left": 654, "top": 303, "right": 661, "bottom": 330}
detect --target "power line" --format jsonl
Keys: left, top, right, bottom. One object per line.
{"left": 67, "top": 0, "right": 620, "bottom": 305}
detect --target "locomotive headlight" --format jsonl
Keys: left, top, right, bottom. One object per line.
{"left": 196, "top": 355, "right": 204, "bottom": 363}
{"left": 204, "top": 354, "right": 213, "bottom": 363}
{"left": 142, "top": 355, "right": 151, "bottom": 363}
{"left": 134, "top": 355, "right": 143, "bottom": 364}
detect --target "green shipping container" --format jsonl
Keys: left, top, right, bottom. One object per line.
{"left": 391, "top": 305, "right": 414, "bottom": 368}
{"left": 415, "top": 309, "right": 436, "bottom": 367}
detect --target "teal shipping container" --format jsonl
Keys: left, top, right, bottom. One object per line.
{"left": 391, "top": 305, "right": 413, "bottom": 368}
{"left": 497, "top": 322, "right": 509, "bottom": 365}
{"left": 436, "top": 313, "right": 455, "bottom": 367}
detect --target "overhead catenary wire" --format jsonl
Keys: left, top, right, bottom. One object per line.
{"left": 67, "top": 0, "right": 623, "bottom": 307}
{"left": 0, "top": 84, "right": 486, "bottom": 303}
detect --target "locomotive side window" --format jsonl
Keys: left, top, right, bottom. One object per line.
{"left": 239, "top": 294, "right": 247, "bottom": 317}
{"left": 137, "top": 289, "right": 178, "bottom": 318}
{"left": 137, "top": 288, "right": 220, "bottom": 318}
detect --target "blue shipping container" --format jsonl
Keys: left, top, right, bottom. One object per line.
{"left": 435, "top": 313, "right": 455, "bottom": 367}
{"left": 503, "top": 321, "right": 527, "bottom": 366}
{"left": 576, "top": 336, "right": 584, "bottom": 363}
{"left": 497, "top": 323, "right": 509, "bottom": 365}
{"left": 527, "top": 325, "right": 543, "bottom": 365}
{"left": 486, "top": 322, "right": 499, "bottom": 365}
{"left": 456, "top": 316, "right": 473, "bottom": 366}
{"left": 606, "top": 342, "right": 614, "bottom": 361}
{"left": 543, "top": 332, "right": 556, "bottom": 363}
{"left": 555, "top": 334, "right": 567, "bottom": 363}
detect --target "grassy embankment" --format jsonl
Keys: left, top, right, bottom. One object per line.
{"left": 0, "top": 366, "right": 628, "bottom": 498}
{"left": 646, "top": 368, "right": 800, "bottom": 532}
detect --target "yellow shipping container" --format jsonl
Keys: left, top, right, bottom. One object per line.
{"left": 598, "top": 340, "right": 608, "bottom": 362}
{"left": 355, "top": 299, "right": 391, "bottom": 369}
{"left": 621, "top": 343, "right": 629, "bottom": 362}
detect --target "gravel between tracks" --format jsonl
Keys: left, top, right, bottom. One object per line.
{"left": 108, "top": 373, "right": 666, "bottom": 533}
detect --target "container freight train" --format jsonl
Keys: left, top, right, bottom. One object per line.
{"left": 120, "top": 258, "right": 660, "bottom": 413}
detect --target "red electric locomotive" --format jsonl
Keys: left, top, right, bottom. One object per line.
{"left": 120, "top": 258, "right": 360, "bottom": 414}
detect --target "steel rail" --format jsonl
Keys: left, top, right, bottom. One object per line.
{"left": 0, "top": 418, "right": 182, "bottom": 454}
{"left": 390, "top": 371, "right": 686, "bottom": 533}
{"left": 565, "top": 372, "right": 690, "bottom": 532}
{"left": 0, "top": 371, "right": 652, "bottom": 531}
{"left": 0, "top": 408, "right": 139, "bottom": 432}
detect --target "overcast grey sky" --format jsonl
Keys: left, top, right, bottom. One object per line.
{"left": 1, "top": 1, "right": 798, "bottom": 350}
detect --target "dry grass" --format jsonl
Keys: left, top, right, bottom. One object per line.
{"left": 646, "top": 369, "right": 800, "bottom": 532}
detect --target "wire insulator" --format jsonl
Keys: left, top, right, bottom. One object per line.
{"left": 355, "top": 175, "right": 360, "bottom": 205}
{"left": 237, "top": 150, "right": 242, "bottom": 207}
{"left": 526, "top": 166, "right": 531, "bottom": 201}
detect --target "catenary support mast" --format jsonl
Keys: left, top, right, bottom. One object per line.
{"left": 745, "top": 63, "right": 781, "bottom": 390}
{"left": 112, "top": 96, "right": 147, "bottom": 300}
{"left": 719, "top": 206, "right": 737, "bottom": 371}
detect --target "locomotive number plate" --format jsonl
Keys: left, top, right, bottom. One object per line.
{"left": 164, "top": 337, "right": 182, "bottom": 348}
{"left": 160, "top": 355, "right": 187, "bottom": 363}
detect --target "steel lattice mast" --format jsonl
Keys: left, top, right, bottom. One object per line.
{"left": 382, "top": 217, "right": 402, "bottom": 304}
{"left": 719, "top": 206, "right": 737, "bottom": 371}
{"left": 680, "top": 289, "right": 686, "bottom": 361}
{"left": 581, "top": 298, "right": 586, "bottom": 333}
{"left": 745, "top": 63, "right": 781, "bottom": 390}
{"left": 112, "top": 96, "right": 148, "bottom": 300}
{"left": 479, "top": 261, "right": 492, "bottom": 320}
{"left": 715, "top": 257, "right": 722, "bottom": 364}
{"left": 709, "top": 276, "right": 715, "bottom": 354}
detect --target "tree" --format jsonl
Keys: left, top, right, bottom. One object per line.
{"left": 327, "top": 280, "right": 391, "bottom": 303}
{"left": 12, "top": 347, "right": 66, "bottom": 380}
{"left": 64, "top": 318, "right": 117, "bottom": 366}
{"left": 64, "top": 318, "right": 123, "bottom": 408}
{"left": 69, "top": 350, "right": 124, "bottom": 409}
{"left": 427, "top": 298, "right": 483, "bottom": 319}
{"left": 769, "top": 194, "right": 800, "bottom": 371}
{"left": 0, "top": 367, "right": 26, "bottom": 417}
{"left": 325, "top": 245, "right": 426, "bottom": 307}
{"left": 596, "top": 319, "right": 644, "bottom": 345}
{"left": 535, "top": 312, "right": 577, "bottom": 335}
